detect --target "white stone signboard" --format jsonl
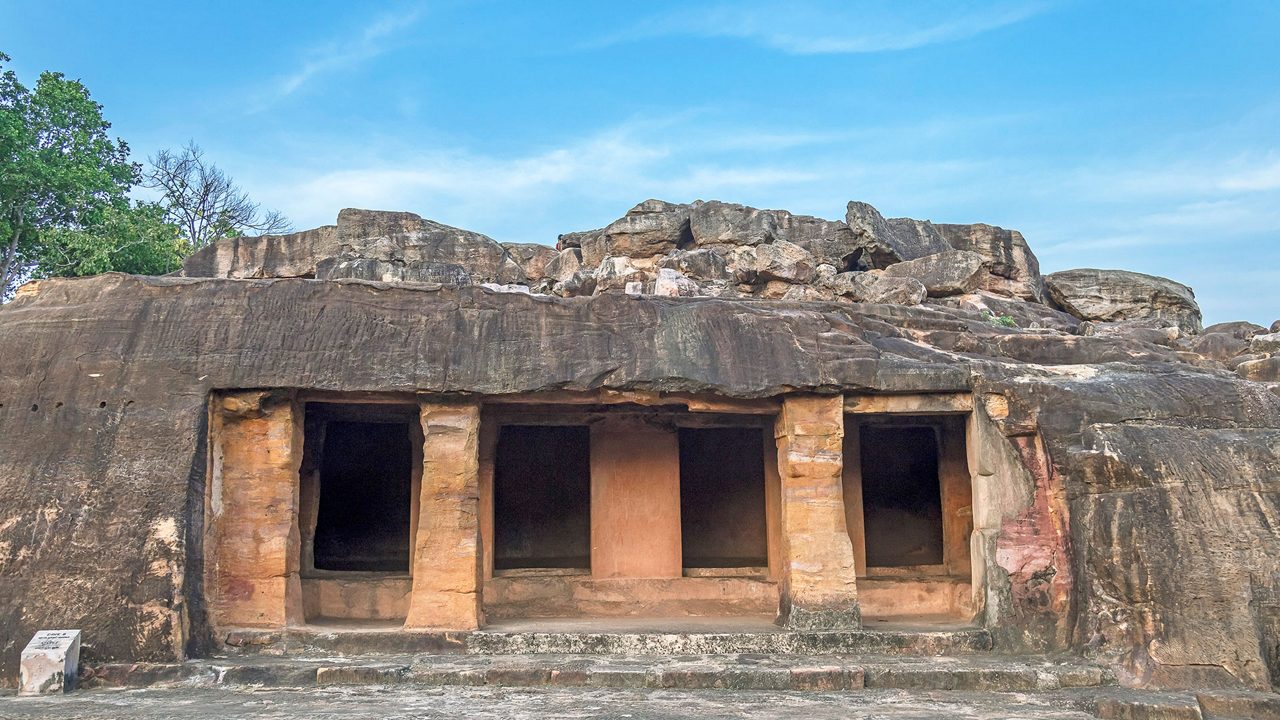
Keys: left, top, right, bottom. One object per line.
{"left": 19, "top": 629, "right": 81, "bottom": 696}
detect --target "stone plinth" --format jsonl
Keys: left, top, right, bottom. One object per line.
{"left": 775, "top": 395, "right": 860, "bottom": 629}
{"left": 19, "top": 629, "right": 81, "bottom": 695}
{"left": 405, "top": 402, "right": 483, "bottom": 629}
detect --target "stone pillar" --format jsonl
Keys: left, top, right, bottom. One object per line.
{"left": 405, "top": 401, "right": 483, "bottom": 630}
{"left": 208, "top": 391, "right": 303, "bottom": 629}
{"left": 774, "top": 395, "right": 860, "bottom": 629}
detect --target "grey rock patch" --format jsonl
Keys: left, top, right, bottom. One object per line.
{"left": 882, "top": 250, "right": 988, "bottom": 297}
{"left": 1045, "top": 268, "right": 1202, "bottom": 334}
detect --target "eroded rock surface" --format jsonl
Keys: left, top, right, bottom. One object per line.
{"left": 181, "top": 209, "right": 525, "bottom": 285}
{"left": 4, "top": 197, "right": 1275, "bottom": 694}
{"left": 882, "top": 250, "right": 988, "bottom": 297}
{"left": 936, "top": 223, "right": 1044, "bottom": 301}
{"left": 1045, "top": 268, "right": 1203, "bottom": 334}
{"left": 179, "top": 225, "right": 339, "bottom": 278}
{"left": 844, "top": 202, "right": 951, "bottom": 268}
{"left": 178, "top": 201, "right": 1207, "bottom": 346}
{"left": 2, "top": 270, "right": 1278, "bottom": 688}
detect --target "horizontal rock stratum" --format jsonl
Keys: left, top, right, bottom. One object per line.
{"left": 2, "top": 198, "right": 1279, "bottom": 694}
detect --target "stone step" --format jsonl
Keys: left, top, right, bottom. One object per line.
{"left": 220, "top": 626, "right": 994, "bottom": 657}
{"left": 1090, "top": 688, "right": 1280, "bottom": 720}
{"left": 82, "top": 653, "right": 1112, "bottom": 694}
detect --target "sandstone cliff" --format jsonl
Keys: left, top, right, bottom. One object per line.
{"left": 1, "top": 199, "right": 1278, "bottom": 691}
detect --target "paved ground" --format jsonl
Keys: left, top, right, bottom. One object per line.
{"left": 0, "top": 686, "right": 1115, "bottom": 720}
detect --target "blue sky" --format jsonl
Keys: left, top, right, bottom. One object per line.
{"left": 3, "top": 0, "right": 1278, "bottom": 323}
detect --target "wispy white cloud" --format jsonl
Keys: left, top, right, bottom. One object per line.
{"left": 591, "top": 0, "right": 1051, "bottom": 55}
{"left": 1217, "top": 157, "right": 1280, "bottom": 192}
{"left": 1139, "top": 198, "right": 1280, "bottom": 231}
{"left": 1077, "top": 153, "right": 1280, "bottom": 199}
{"left": 254, "top": 126, "right": 836, "bottom": 241}
{"left": 273, "top": 6, "right": 425, "bottom": 99}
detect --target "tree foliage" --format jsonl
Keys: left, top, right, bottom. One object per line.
{"left": 0, "top": 52, "right": 139, "bottom": 296}
{"left": 1, "top": 53, "right": 292, "bottom": 299}
{"left": 33, "top": 202, "right": 186, "bottom": 279}
{"left": 145, "top": 141, "right": 290, "bottom": 250}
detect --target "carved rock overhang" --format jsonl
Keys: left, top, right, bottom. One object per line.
{"left": 3, "top": 272, "right": 1217, "bottom": 401}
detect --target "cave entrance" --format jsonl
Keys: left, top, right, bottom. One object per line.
{"left": 480, "top": 403, "right": 781, "bottom": 621}
{"left": 678, "top": 427, "right": 769, "bottom": 570}
{"left": 312, "top": 420, "right": 414, "bottom": 571}
{"left": 859, "top": 426, "right": 944, "bottom": 567}
{"left": 842, "top": 410, "right": 974, "bottom": 620}
{"left": 493, "top": 425, "right": 592, "bottom": 571}
{"left": 299, "top": 402, "right": 421, "bottom": 622}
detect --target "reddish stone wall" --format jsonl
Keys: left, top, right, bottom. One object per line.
{"left": 997, "top": 434, "right": 1074, "bottom": 649}
{"left": 589, "top": 419, "right": 683, "bottom": 579}
{"left": 3, "top": 276, "right": 1276, "bottom": 687}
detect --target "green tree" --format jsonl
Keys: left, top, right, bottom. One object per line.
{"left": 0, "top": 52, "right": 138, "bottom": 296}
{"left": 32, "top": 202, "right": 186, "bottom": 279}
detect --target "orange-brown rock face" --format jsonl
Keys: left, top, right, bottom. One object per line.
{"left": 774, "top": 395, "right": 860, "bottom": 629}
{"left": 996, "top": 435, "right": 1073, "bottom": 650}
{"left": 207, "top": 391, "right": 303, "bottom": 628}
{"left": 1, "top": 271, "right": 1278, "bottom": 692}
{"left": 405, "top": 403, "right": 483, "bottom": 630}
{"left": 588, "top": 420, "right": 683, "bottom": 580}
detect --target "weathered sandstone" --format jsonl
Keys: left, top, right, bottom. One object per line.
{"left": 1250, "top": 332, "right": 1280, "bottom": 354}
{"left": 882, "top": 250, "right": 989, "bottom": 297}
{"left": 842, "top": 202, "right": 950, "bottom": 269}
{"left": 179, "top": 225, "right": 340, "bottom": 279}
{"left": 1045, "top": 268, "right": 1203, "bottom": 334}
{"left": 1203, "top": 320, "right": 1266, "bottom": 339}
{"left": 935, "top": 223, "right": 1044, "bottom": 302}
{"left": 831, "top": 271, "right": 927, "bottom": 306}
{"left": 1, "top": 197, "right": 1274, "bottom": 696}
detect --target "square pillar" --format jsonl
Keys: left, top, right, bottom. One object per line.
{"left": 207, "top": 391, "right": 303, "bottom": 629}
{"left": 775, "top": 395, "right": 860, "bottom": 629}
{"left": 590, "top": 418, "right": 682, "bottom": 578}
{"left": 405, "top": 401, "right": 483, "bottom": 629}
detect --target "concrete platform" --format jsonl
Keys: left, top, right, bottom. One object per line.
{"left": 4, "top": 685, "right": 1280, "bottom": 720}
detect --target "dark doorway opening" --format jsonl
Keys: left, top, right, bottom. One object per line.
{"left": 678, "top": 427, "right": 769, "bottom": 568}
{"left": 493, "top": 425, "right": 591, "bottom": 570}
{"left": 860, "top": 426, "right": 944, "bottom": 567}
{"left": 313, "top": 420, "right": 414, "bottom": 572}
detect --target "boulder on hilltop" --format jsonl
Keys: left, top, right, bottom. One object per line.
{"left": 177, "top": 199, "right": 1238, "bottom": 362}
{"left": 1045, "top": 268, "right": 1203, "bottom": 335}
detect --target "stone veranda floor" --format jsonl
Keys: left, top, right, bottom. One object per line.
{"left": 2, "top": 685, "right": 1279, "bottom": 720}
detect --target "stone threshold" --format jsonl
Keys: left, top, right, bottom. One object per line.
{"left": 218, "top": 625, "right": 993, "bottom": 657}
{"left": 81, "top": 653, "right": 1113, "bottom": 694}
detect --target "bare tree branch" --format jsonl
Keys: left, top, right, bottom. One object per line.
{"left": 144, "top": 141, "right": 290, "bottom": 249}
